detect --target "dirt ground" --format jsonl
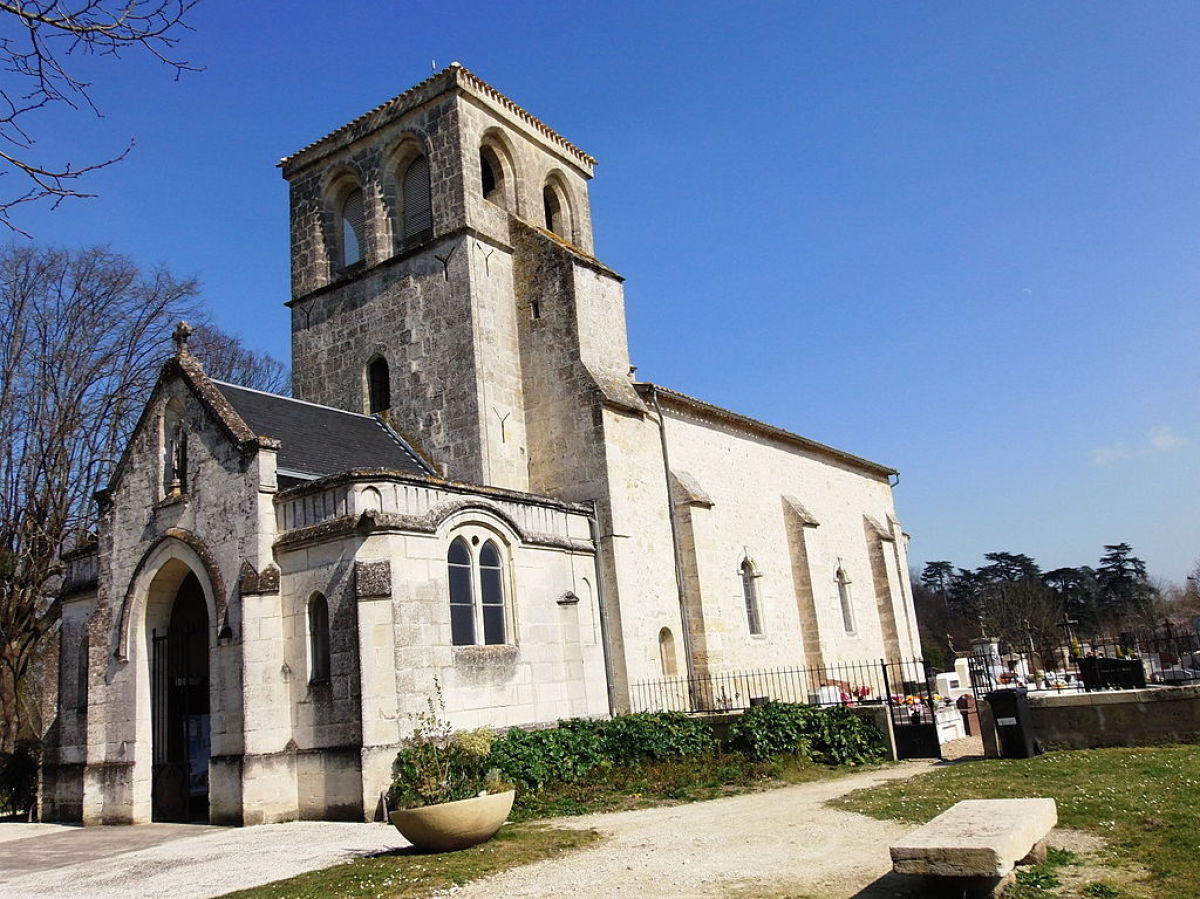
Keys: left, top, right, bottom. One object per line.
{"left": 2, "top": 743, "right": 1102, "bottom": 899}
{"left": 446, "top": 760, "right": 945, "bottom": 899}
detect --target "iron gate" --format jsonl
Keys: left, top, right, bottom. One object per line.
{"left": 151, "top": 625, "right": 210, "bottom": 822}
{"left": 882, "top": 659, "right": 942, "bottom": 760}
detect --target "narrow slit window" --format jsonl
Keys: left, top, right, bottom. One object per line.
{"left": 837, "top": 567, "right": 855, "bottom": 634}
{"left": 76, "top": 631, "right": 89, "bottom": 712}
{"left": 741, "top": 559, "right": 763, "bottom": 635}
{"left": 367, "top": 356, "right": 390, "bottom": 413}
{"left": 308, "top": 593, "right": 331, "bottom": 683}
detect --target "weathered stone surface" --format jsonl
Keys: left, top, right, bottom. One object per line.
{"left": 45, "top": 64, "right": 924, "bottom": 829}
{"left": 354, "top": 560, "right": 391, "bottom": 598}
{"left": 890, "top": 798, "right": 1058, "bottom": 877}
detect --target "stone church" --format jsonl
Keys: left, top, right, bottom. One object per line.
{"left": 43, "top": 64, "right": 922, "bottom": 825}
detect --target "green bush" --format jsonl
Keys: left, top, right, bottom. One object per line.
{"left": 595, "top": 712, "right": 717, "bottom": 765}
{"left": 487, "top": 721, "right": 609, "bottom": 790}
{"left": 487, "top": 712, "right": 717, "bottom": 790}
{"left": 728, "top": 702, "right": 885, "bottom": 765}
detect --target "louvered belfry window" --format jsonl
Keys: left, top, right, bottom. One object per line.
{"left": 402, "top": 156, "right": 433, "bottom": 241}
{"left": 341, "top": 188, "right": 365, "bottom": 266}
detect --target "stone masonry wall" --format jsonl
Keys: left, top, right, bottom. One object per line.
{"left": 655, "top": 403, "right": 921, "bottom": 675}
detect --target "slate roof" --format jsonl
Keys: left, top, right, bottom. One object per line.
{"left": 213, "top": 381, "right": 433, "bottom": 480}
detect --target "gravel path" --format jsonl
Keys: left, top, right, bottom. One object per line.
{"left": 448, "top": 761, "right": 940, "bottom": 899}
{"left": 0, "top": 759, "right": 956, "bottom": 899}
{"left": 0, "top": 820, "right": 407, "bottom": 899}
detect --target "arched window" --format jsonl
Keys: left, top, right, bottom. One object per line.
{"left": 480, "top": 144, "right": 515, "bottom": 211}
{"left": 367, "top": 356, "right": 390, "bottom": 413}
{"left": 479, "top": 541, "right": 505, "bottom": 644}
{"left": 658, "top": 627, "right": 678, "bottom": 677}
{"left": 340, "top": 187, "right": 365, "bottom": 267}
{"left": 402, "top": 155, "right": 433, "bottom": 242}
{"left": 308, "top": 593, "right": 331, "bottom": 683}
{"left": 481, "top": 149, "right": 500, "bottom": 201}
{"left": 543, "top": 183, "right": 564, "bottom": 237}
{"left": 741, "top": 559, "right": 763, "bottom": 635}
{"left": 836, "top": 566, "right": 855, "bottom": 634}
{"left": 447, "top": 533, "right": 509, "bottom": 646}
{"left": 448, "top": 537, "right": 475, "bottom": 645}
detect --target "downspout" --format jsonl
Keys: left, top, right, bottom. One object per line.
{"left": 649, "top": 386, "right": 698, "bottom": 682}
{"left": 586, "top": 507, "right": 618, "bottom": 716}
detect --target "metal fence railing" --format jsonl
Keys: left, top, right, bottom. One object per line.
{"left": 965, "top": 627, "right": 1200, "bottom": 697}
{"left": 629, "top": 657, "right": 930, "bottom": 715}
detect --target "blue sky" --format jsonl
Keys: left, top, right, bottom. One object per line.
{"left": 13, "top": 2, "right": 1199, "bottom": 582}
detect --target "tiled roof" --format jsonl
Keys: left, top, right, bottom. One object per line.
{"left": 279, "top": 63, "right": 596, "bottom": 170}
{"left": 213, "top": 381, "right": 433, "bottom": 479}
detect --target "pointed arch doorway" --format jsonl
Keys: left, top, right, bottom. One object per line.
{"left": 151, "top": 570, "right": 211, "bottom": 822}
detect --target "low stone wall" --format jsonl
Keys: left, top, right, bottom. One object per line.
{"left": 1027, "top": 684, "right": 1200, "bottom": 750}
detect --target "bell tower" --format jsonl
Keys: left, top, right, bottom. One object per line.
{"left": 281, "top": 64, "right": 640, "bottom": 493}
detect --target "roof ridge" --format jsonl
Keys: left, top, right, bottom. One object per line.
{"left": 370, "top": 414, "right": 435, "bottom": 475}
{"left": 212, "top": 380, "right": 380, "bottom": 420}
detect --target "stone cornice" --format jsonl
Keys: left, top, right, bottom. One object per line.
{"left": 275, "top": 468, "right": 591, "bottom": 517}
{"left": 279, "top": 64, "right": 595, "bottom": 176}
{"left": 641, "top": 383, "right": 897, "bottom": 480}
{"left": 274, "top": 508, "right": 592, "bottom": 555}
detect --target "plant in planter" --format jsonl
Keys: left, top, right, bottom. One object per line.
{"left": 386, "top": 686, "right": 515, "bottom": 852}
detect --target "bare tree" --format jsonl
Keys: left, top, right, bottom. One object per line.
{"left": 0, "top": 1, "right": 199, "bottom": 232}
{"left": 0, "top": 244, "right": 285, "bottom": 751}
{"left": 190, "top": 323, "right": 290, "bottom": 395}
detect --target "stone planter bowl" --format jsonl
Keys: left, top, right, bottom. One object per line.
{"left": 389, "top": 789, "right": 516, "bottom": 852}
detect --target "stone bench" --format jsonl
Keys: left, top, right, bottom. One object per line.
{"left": 889, "top": 798, "right": 1057, "bottom": 897}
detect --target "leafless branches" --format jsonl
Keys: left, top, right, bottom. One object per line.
{"left": 190, "top": 323, "right": 291, "bottom": 394}
{"left": 0, "top": 243, "right": 199, "bottom": 748}
{"left": 0, "top": 1, "right": 199, "bottom": 233}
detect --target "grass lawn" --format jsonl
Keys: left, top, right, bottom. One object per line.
{"left": 834, "top": 744, "right": 1200, "bottom": 899}
{"left": 510, "top": 750, "right": 842, "bottom": 821}
{"left": 216, "top": 823, "right": 602, "bottom": 899}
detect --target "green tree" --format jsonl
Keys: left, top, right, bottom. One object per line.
{"left": 1097, "top": 543, "right": 1159, "bottom": 631}
{"left": 920, "top": 561, "right": 954, "bottom": 606}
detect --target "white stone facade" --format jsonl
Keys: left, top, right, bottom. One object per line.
{"left": 43, "top": 64, "right": 921, "bottom": 825}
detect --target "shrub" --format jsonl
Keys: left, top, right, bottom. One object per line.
{"left": 487, "top": 722, "right": 608, "bottom": 790}
{"left": 595, "top": 712, "right": 717, "bottom": 765}
{"left": 728, "top": 702, "right": 885, "bottom": 765}
{"left": 487, "top": 712, "right": 717, "bottom": 790}
{"left": 386, "top": 687, "right": 511, "bottom": 810}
